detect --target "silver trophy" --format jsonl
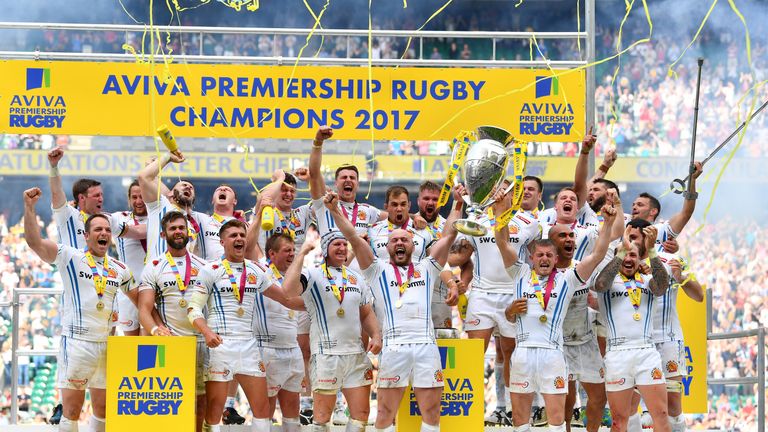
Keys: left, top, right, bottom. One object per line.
{"left": 453, "top": 126, "right": 515, "bottom": 236}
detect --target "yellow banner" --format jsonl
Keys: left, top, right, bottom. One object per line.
{"left": 0, "top": 60, "right": 585, "bottom": 141}
{"left": 678, "top": 287, "right": 707, "bottom": 413}
{"left": 106, "top": 336, "right": 197, "bottom": 431}
{"left": 397, "top": 338, "right": 484, "bottom": 430}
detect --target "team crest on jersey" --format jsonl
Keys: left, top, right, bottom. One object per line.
{"left": 190, "top": 267, "right": 199, "bottom": 276}
{"left": 509, "top": 224, "right": 519, "bottom": 234}
{"left": 554, "top": 376, "right": 565, "bottom": 389}
{"left": 413, "top": 270, "right": 421, "bottom": 279}
{"left": 666, "top": 361, "right": 678, "bottom": 373}
{"left": 348, "top": 275, "right": 358, "bottom": 284}
{"left": 107, "top": 268, "right": 118, "bottom": 278}
{"left": 357, "top": 210, "right": 367, "bottom": 220}
{"left": 364, "top": 368, "right": 373, "bottom": 381}
{"left": 111, "top": 311, "right": 119, "bottom": 322}
{"left": 290, "top": 214, "right": 301, "bottom": 227}
{"left": 434, "top": 370, "right": 444, "bottom": 383}
{"left": 247, "top": 273, "right": 257, "bottom": 284}
{"left": 651, "top": 368, "right": 663, "bottom": 380}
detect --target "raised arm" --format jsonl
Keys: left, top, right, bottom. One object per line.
{"left": 588, "top": 147, "right": 617, "bottom": 186}
{"left": 669, "top": 258, "right": 704, "bottom": 302}
{"left": 46, "top": 147, "right": 69, "bottom": 209}
{"left": 308, "top": 126, "right": 333, "bottom": 200}
{"left": 594, "top": 228, "right": 631, "bottom": 293}
{"left": 428, "top": 185, "right": 465, "bottom": 267}
{"left": 667, "top": 161, "right": 703, "bottom": 235}
{"left": 245, "top": 195, "right": 266, "bottom": 261}
{"left": 643, "top": 226, "right": 670, "bottom": 296}
{"left": 23, "top": 188, "right": 58, "bottom": 264}
{"left": 282, "top": 241, "right": 316, "bottom": 298}
{"left": 490, "top": 190, "right": 519, "bottom": 268}
{"left": 137, "top": 152, "right": 185, "bottom": 204}
{"left": 574, "top": 128, "right": 596, "bottom": 209}
{"left": 325, "top": 192, "right": 375, "bottom": 269}
{"left": 606, "top": 189, "right": 626, "bottom": 240}
{"left": 576, "top": 203, "right": 617, "bottom": 277}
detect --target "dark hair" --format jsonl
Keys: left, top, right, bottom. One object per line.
{"left": 282, "top": 174, "right": 297, "bottom": 187}
{"left": 84, "top": 213, "right": 110, "bottom": 233}
{"left": 266, "top": 233, "right": 294, "bottom": 254}
{"left": 626, "top": 218, "right": 652, "bottom": 230}
{"left": 638, "top": 192, "right": 661, "bottom": 220}
{"left": 127, "top": 179, "right": 140, "bottom": 198}
{"left": 161, "top": 211, "right": 187, "bottom": 230}
{"left": 419, "top": 180, "right": 441, "bottom": 194}
{"left": 594, "top": 178, "right": 620, "bottom": 197}
{"left": 523, "top": 175, "right": 543, "bottom": 192}
{"left": 554, "top": 186, "right": 577, "bottom": 202}
{"left": 72, "top": 179, "right": 101, "bottom": 205}
{"left": 529, "top": 239, "right": 557, "bottom": 253}
{"left": 219, "top": 219, "right": 248, "bottom": 237}
{"left": 385, "top": 185, "right": 409, "bottom": 204}
{"left": 216, "top": 183, "right": 238, "bottom": 200}
{"left": 335, "top": 165, "right": 359, "bottom": 179}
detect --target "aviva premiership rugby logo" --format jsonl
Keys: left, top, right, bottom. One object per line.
{"left": 137, "top": 344, "right": 165, "bottom": 371}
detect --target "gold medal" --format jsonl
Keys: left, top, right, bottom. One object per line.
{"left": 337, "top": 308, "right": 345, "bottom": 318}
{"left": 633, "top": 312, "right": 641, "bottom": 321}
{"left": 96, "top": 300, "right": 105, "bottom": 311}
{"left": 539, "top": 314, "right": 547, "bottom": 323}
{"left": 395, "top": 299, "right": 403, "bottom": 309}
{"left": 179, "top": 298, "right": 188, "bottom": 308}
{"left": 288, "top": 310, "right": 295, "bottom": 319}
{"left": 237, "top": 307, "right": 245, "bottom": 317}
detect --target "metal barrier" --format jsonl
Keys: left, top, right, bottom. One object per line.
{"left": 8, "top": 288, "right": 63, "bottom": 425}
{"left": 706, "top": 289, "right": 766, "bottom": 432}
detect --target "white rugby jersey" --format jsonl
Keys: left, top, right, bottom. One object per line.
{"left": 52, "top": 204, "right": 124, "bottom": 249}
{"left": 192, "top": 259, "right": 274, "bottom": 339}
{"left": 258, "top": 204, "right": 314, "bottom": 252}
{"left": 312, "top": 198, "right": 380, "bottom": 236}
{"left": 112, "top": 211, "right": 148, "bottom": 277}
{"left": 54, "top": 245, "right": 134, "bottom": 342}
{"left": 541, "top": 221, "right": 598, "bottom": 262}
{"left": 556, "top": 260, "right": 597, "bottom": 346}
{"left": 458, "top": 212, "right": 540, "bottom": 294}
{"left": 361, "top": 257, "right": 442, "bottom": 346}
{"left": 652, "top": 221, "right": 678, "bottom": 252}
{"left": 300, "top": 265, "right": 369, "bottom": 355}
{"left": 506, "top": 262, "right": 582, "bottom": 350}
{"left": 597, "top": 272, "right": 656, "bottom": 351}
{"left": 196, "top": 212, "right": 252, "bottom": 261}
{"left": 368, "top": 219, "right": 433, "bottom": 263}
{"left": 424, "top": 214, "right": 447, "bottom": 239}
{"left": 145, "top": 195, "right": 203, "bottom": 260}
{"left": 254, "top": 258, "right": 300, "bottom": 349}
{"left": 139, "top": 252, "right": 207, "bottom": 338}
{"left": 652, "top": 251, "right": 685, "bottom": 343}
{"left": 579, "top": 206, "right": 632, "bottom": 229}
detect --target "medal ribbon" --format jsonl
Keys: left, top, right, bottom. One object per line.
{"left": 340, "top": 202, "right": 359, "bottom": 228}
{"left": 80, "top": 210, "right": 90, "bottom": 223}
{"left": 531, "top": 270, "right": 556, "bottom": 311}
{"left": 596, "top": 211, "right": 604, "bottom": 227}
{"left": 620, "top": 272, "right": 643, "bottom": 312}
{"left": 391, "top": 262, "right": 415, "bottom": 300}
{"left": 85, "top": 251, "right": 109, "bottom": 300}
{"left": 275, "top": 210, "right": 297, "bottom": 239}
{"left": 387, "top": 219, "right": 409, "bottom": 234}
{"left": 166, "top": 251, "right": 191, "bottom": 295}
{"left": 222, "top": 260, "right": 247, "bottom": 305}
{"left": 426, "top": 216, "right": 443, "bottom": 238}
{"left": 438, "top": 131, "right": 473, "bottom": 207}
{"left": 212, "top": 213, "right": 228, "bottom": 224}
{"left": 187, "top": 215, "right": 201, "bottom": 240}
{"left": 268, "top": 261, "right": 284, "bottom": 285}
{"left": 322, "top": 263, "right": 348, "bottom": 305}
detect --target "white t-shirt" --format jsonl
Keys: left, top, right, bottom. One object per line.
{"left": 138, "top": 252, "right": 208, "bottom": 338}
{"left": 54, "top": 246, "right": 134, "bottom": 342}
{"left": 505, "top": 262, "right": 583, "bottom": 350}
{"left": 299, "top": 265, "right": 369, "bottom": 355}
{"left": 254, "top": 258, "right": 300, "bottom": 349}
{"left": 192, "top": 259, "right": 274, "bottom": 339}
{"left": 368, "top": 219, "right": 433, "bottom": 263}
{"left": 112, "top": 211, "right": 148, "bottom": 278}
{"left": 52, "top": 204, "right": 124, "bottom": 249}
{"left": 458, "top": 212, "right": 540, "bottom": 294}
{"left": 597, "top": 272, "right": 656, "bottom": 351}
{"left": 145, "top": 196, "right": 203, "bottom": 261}
{"left": 360, "top": 257, "right": 443, "bottom": 346}
{"left": 258, "top": 204, "right": 314, "bottom": 252}
{"left": 312, "top": 198, "right": 381, "bottom": 236}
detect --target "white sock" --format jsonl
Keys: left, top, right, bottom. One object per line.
{"left": 375, "top": 426, "right": 395, "bottom": 432}
{"left": 421, "top": 421, "right": 440, "bottom": 431}
{"left": 202, "top": 421, "right": 221, "bottom": 432}
{"left": 514, "top": 424, "right": 531, "bottom": 432}
{"left": 251, "top": 418, "right": 271, "bottom": 432}
{"left": 494, "top": 362, "right": 506, "bottom": 410}
{"left": 90, "top": 416, "right": 105, "bottom": 432}
{"left": 345, "top": 419, "right": 367, "bottom": 432}
{"left": 627, "top": 413, "right": 642, "bottom": 432}
{"left": 311, "top": 422, "right": 330, "bottom": 432}
{"left": 59, "top": 417, "right": 79, "bottom": 432}
{"left": 283, "top": 417, "right": 301, "bottom": 432}
{"left": 548, "top": 422, "right": 566, "bottom": 432}
{"left": 225, "top": 396, "right": 236, "bottom": 409}
{"left": 669, "top": 414, "right": 686, "bottom": 432}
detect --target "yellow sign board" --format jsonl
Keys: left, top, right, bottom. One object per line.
{"left": 678, "top": 287, "right": 707, "bottom": 413}
{"left": 397, "top": 338, "right": 484, "bottom": 431}
{"left": 0, "top": 60, "right": 585, "bottom": 141}
{"left": 106, "top": 336, "right": 196, "bottom": 431}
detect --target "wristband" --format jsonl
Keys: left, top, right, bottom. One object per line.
{"left": 159, "top": 153, "right": 171, "bottom": 165}
{"left": 49, "top": 166, "right": 60, "bottom": 178}
{"left": 599, "top": 163, "right": 610, "bottom": 173}
{"left": 312, "top": 140, "right": 323, "bottom": 148}
{"left": 150, "top": 325, "right": 159, "bottom": 336}
{"left": 647, "top": 249, "right": 658, "bottom": 259}
{"left": 581, "top": 150, "right": 591, "bottom": 155}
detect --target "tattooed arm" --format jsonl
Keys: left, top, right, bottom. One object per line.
{"left": 647, "top": 255, "right": 670, "bottom": 296}
{"left": 594, "top": 255, "right": 622, "bottom": 293}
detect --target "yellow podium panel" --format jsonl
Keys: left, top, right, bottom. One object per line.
{"left": 106, "top": 336, "right": 197, "bottom": 431}
{"left": 678, "top": 287, "right": 707, "bottom": 413}
{"left": 396, "top": 338, "right": 484, "bottom": 430}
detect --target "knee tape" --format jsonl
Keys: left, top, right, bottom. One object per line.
{"left": 311, "top": 422, "right": 330, "bottom": 432}
{"left": 90, "top": 415, "right": 106, "bottom": 432}
{"left": 59, "top": 417, "right": 79, "bottom": 432}
{"left": 666, "top": 379, "right": 684, "bottom": 393}
{"left": 345, "top": 419, "right": 367, "bottom": 432}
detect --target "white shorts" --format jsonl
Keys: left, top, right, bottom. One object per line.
{"left": 565, "top": 337, "right": 605, "bottom": 384}
{"left": 604, "top": 347, "right": 665, "bottom": 392}
{"left": 509, "top": 346, "right": 567, "bottom": 394}
{"left": 297, "top": 311, "right": 310, "bottom": 335}
{"left": 309, "top": 352, "right": 373, "bottom": 393}
{"left": 195, "top": 340, "right": 209, "bottom": 395}
{"left": 57, "top": 337, "right": 107, "bottom": 390}
{"left": 656, "top": 340, "right": 686, "bottom": 378}
{"left": 431, "top": 302, "right": 453, "bottom": 329}
{"left": 464, "top": 290, "right": 517, "bottom": 338}
{"left": 594, "top": 313, "right": 607, "bottom": 338}
{"left": 377, "top": 343, "right": 443, "bottom": 389}
{"left": 117, "top": 290, "right": 139, "bottom": 332}
{"left": 265, "top": 347, "right": 304, "bottom": 397}
{"left": 206, "top": 338, "right": 266, "bottom": 382}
